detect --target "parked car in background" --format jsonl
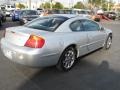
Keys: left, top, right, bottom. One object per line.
{"left": 41, "top": 9, "right": 101, "bottom": 22}
{"left": 104, "top": 11, "right": 117, "bottom": 20}
{"left": 92, "top": 14, "right": 101, "bottom": 22}
{"left": 6, "top": 10, "right": 14, "bottom": 17}
{"left": 50, "top": 9, "right": 91, "bottom": 18}
{"left": 40, "top": 9, "right": 73, "bottom": 16}
{"left": 116, "top": 12, "right": 120, "bottom": 20}
{"left": 0, "top": 5, "right": 15, "bottom": 11}
{"left": 11, "top": 10, "right": 21, "bottom": 21}
{"left": 5, "top": 10, "right": 11, "bottom": 16}
{"left": 72, "top": 9, "right": 91, "bottom": 19}
{"left": 0, "top": 10, "right": 6, "bottom": 22}
{"left": 19, "top": 10, "right": 39, "bottom": 25}
{"left": 37, "top": 8, "right": 44, "bottom": 15}
{"left": 1, "top": 14, "right": 112, "bottom": 71}
{"left": 0, "top": 5, "right": 15, "bottom": 17}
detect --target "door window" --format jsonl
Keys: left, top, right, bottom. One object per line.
{"left": 81, "top": 20, "right": 100, "bottom": 31}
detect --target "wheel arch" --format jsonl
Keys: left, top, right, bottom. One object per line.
{"left": 61, "top": 44, "right": 78, "bottom": 58}
{"left": 109, "top": 33, "right": 112, "bottom": 39}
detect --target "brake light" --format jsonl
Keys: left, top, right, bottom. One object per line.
{"left": 25, "top": 35, "right": 45, "bottom": 48}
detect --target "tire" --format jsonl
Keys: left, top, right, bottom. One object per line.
{"left": 12, "top": 18, "right": 15, "bottom": 22}
{"left": 94, "top": 18, "right": 100, "bottom": 22}
{"left": 104, "top": 35, "right": 112, "bottom": 49}
{"left": 56, "top": 46, "right": 77, "bottom": 71}
{"left": 113, "top": 18, "right": 116, "bottom": 20}
{"left": 19, "top": 21, "right": 23, "bottom": 25}
{"left": 3, "top": 17, "right": 6, "bottom": 22}
{"left": 0, "top": 19, "right": 2, "bottom": 26}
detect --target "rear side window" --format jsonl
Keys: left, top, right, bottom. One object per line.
{"left": 70, "top": 20, "right": 83, "bottom": 32}
{"left": 81, "top": 20, "right": 100, "bottom": 31}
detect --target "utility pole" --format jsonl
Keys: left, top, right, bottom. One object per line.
{"left": 28, "top": 0, "right": 31, "bottom": 9}
{"left": 50, "top": 0, "right": 53, "bottom": 10}
{"left": 68, "top": 0, "right": 71, "bottom": 9}
{"left": 101, "top": 0, "right": 103, "bottom": 8}
{"left": 107, "top": 0, "right": 110, "bottom": 11}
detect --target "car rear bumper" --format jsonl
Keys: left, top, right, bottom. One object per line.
{"left": 1, "top": 38, "right": 59, "bottom": 67}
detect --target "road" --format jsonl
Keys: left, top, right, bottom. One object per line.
{"left": 0, "top": 18, "right": 120, "bottom": 90}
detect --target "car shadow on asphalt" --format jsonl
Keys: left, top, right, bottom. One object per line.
{"left": 17, "top": 51, "right": 120, "bottom": 90}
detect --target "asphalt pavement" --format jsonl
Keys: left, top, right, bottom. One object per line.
{"left": 0, "top": 18, "right": 120, "bottom": 90}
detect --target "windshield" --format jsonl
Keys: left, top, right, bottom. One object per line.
{"left": 79, "top": 11, "right": 87, "bottom": 14}
{"left": 21, "top": 10, "right": 38, "bottom": 16}
{"left": 25, "top": 17, "right": 67, "bottom": 32}
{"left": 109, "top": 12, "right": 116, "bottom": 14}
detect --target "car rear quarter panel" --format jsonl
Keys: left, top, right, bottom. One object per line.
{"left": 43, "top": 31, "right": 88, "bottom": 60}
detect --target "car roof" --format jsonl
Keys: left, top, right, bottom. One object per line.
{"left": 53, "top": 14, "right": 90, "bottom": 20}
{"left": 51, "top": 14, "right": 79, "bottom": 19}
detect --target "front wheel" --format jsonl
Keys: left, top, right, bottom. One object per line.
{"left": 104, "top": 35, "right": 112, "bottom": 49}
{"left": 56, "top": 47, "right": 77, "bottom": 71}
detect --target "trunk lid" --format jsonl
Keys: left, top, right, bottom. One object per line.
{"left": 5, "top": 26, "right": 48, "bottom": 46}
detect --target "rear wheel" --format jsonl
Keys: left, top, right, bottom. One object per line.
{"left": 56, "top": 46, "right": 77, "bottom": 71}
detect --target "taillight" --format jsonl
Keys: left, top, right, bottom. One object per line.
{"left": 24, "top": 35, "right": 45, "bottom": 48}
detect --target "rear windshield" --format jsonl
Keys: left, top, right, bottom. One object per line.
{"left": 25, "top": 17, "right": 68, "bottom": 32}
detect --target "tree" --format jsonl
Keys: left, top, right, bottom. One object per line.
{"left": 53, "top": 2, "right": 64, "bottom": 9}
{"left": 88, "top": 0, "right": 114, "bottom": 10}
{"left": 74, "top": 2, "right": 85, "bottom": 9}
{"left": 42, "top": 2, "right": 51, "bottom": 9}
{"left": 88, "top": 0, "right": 103, "bottom": 6}
{"left": 102, "top": 1, "right": 108, "bottom": 11}
{"left": 17, "top": 3, "right": 25, "bottom": 9}
{"left": 108, "top": 0, "right": 114, "bottom": 11}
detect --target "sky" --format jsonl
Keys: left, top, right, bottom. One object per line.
{"left": 0, "top": 0, "right": 119, "bottom": 7}
{"left": 0, "top": 0, "right": 87, "bottom": 7}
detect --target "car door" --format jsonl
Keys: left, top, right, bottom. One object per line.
{"left": 70, "top": 20, "right": 89, "bottom": 56}
{"left": 81, "top": 19, "right": 106, "bottom": 52}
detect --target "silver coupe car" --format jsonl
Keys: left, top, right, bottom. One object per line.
{"left": 1, "top": 14, "right": 112, "bottom": 71}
